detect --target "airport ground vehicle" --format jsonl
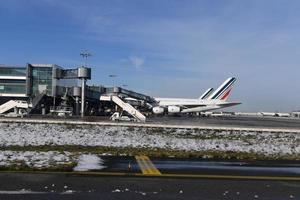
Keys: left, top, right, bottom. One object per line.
{"left": 110, "top": 112, "right": 136, "bottom": 122}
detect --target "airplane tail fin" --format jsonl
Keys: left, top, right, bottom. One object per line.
{"left": 208, "top": 77, "right": 236, "bottom": 101}
{"left": 199, "top": 88, "right": 214, "bottom": 99}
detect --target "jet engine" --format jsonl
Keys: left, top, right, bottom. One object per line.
{"left": 152, "top": 106, "right": 164, "bottom": 114}
{"left": 167, "top": 106, "right": 181, "bottom": 113}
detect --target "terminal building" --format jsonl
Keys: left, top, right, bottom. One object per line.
{"left": 0, "top": 64, "right": 79, "bottom": 98}
{"left": 0, "top": 63, "right": 155, "bottom": 121}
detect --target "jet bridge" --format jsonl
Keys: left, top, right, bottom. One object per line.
{"left": 105, "top": 87, "right": 156, "bottom": 103}
{"left": 100, "top": 87, "right": 156, "bottom": 122}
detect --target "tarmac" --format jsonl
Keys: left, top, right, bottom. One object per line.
{"left": 148, "top": 115, "right": 300, "bottom": 129}
{"left": 0, "top": 156, "right": 300, "bottom": 200}
{"left": 0, "top": 115, "right": 300, "bottom": 134}
{"left": 0, "top": 116, "right": 300, "bottom": 199}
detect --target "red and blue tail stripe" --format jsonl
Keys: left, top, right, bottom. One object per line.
{"left": 208, "top": 77, "right": 236, "bottom": 100}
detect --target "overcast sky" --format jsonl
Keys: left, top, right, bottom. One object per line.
{"left": 0, "top": 0, "right": 299, "bottom": 112}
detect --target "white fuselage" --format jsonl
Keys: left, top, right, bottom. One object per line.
{"left": 154, "top": 97, "right": 240, "bottom": 113}
{"left": 152, "top": 77, "right": 241, "bottom": 114}
{"left": 155, "top": 97, "right": 220, "bottom": 106}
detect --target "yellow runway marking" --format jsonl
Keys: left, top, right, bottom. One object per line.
{"left": 135, "top": 155, "right": 161, "bottom": 175}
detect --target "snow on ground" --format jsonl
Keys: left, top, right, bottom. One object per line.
{"left": 0, "top": 122, "right": 299, "bottom": 156}
{"left": 0, "top": 190, "right": 47, "bottom": 194}
{"left": 0, "top": 151, "right": 74, "bottom": 169}
{"left": 0, "top": 151, "right": 108, "bottom": 171}
{"left": 74, "top": 154, "right": 106, "bottom": 171}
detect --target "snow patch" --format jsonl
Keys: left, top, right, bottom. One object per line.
{"left": 74, "top": 154, "right": 106, "bottom": 171}
{"left": 0, "top": 190, "right": 46, "bottom": 194}
{"left": 61, "top": 190, "right": 75, "bottom": 194}
{"left": 0, "top": 123, "right": 299, "bottom": 157}
{"left": 0, "top": 151, "right": 73, "bottom": 169}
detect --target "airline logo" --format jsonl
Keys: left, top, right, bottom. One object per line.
{"left": 209, "top": 77, "right": 236, "bottom": 100}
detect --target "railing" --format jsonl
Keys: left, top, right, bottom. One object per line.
{"left": 106, "top": 87, "right": 156, "bottom": 104}
{"left": 50, "top": 106, "right": 73, "bottom": 112}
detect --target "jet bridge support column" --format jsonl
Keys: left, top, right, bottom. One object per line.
{"left": 78, "top": 67, "right": 91, "bottom": 118}
{"left": 81, "top": 79, "right": 86, "bottom": 117}
{"left": 73, "top": 87, "right": 81, "bottom": 116}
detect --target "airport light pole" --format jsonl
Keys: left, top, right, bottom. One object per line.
{"left": 80, "top": 51, "right": 92, "bottom": 67}
{"left": 109, "top": 74, "right": 117, "bottom": 87}
{"left": 109, "top": 74, "right": 118, "bottom": 112}
{"left": 81, "top": 77, "right": 86, "bottom": 118}
{"left": 79, "top": 51, "right": 92, "bottom": 118}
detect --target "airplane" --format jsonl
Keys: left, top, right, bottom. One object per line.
{"left": 198, "top": 87, "right": 214, "bottom": 100}
{"left": 152, "top": 77, "right": 241, "bottom": 114}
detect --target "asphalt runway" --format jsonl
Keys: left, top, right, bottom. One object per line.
{"left": 24, "top": 114, "right": 300, "bottom": 129}
{"left": 101, "top": 156, "right": 300, "bottom": 176}
{"left": 25, "top": 115, "right": 300, "bottom": 129}
{"left": 1, "top": 157, "right": 300, "bottom": 199}
{"left": 148, "top": 115, "right": 300, "bottom": 129}
{"left": 0, "top": 172, "right": 299, "bottom": 200}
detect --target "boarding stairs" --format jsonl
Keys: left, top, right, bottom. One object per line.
{"left": 0, "top": 100, "right": 29, "bottom": 114}
{"left": 100, "top": 95, "right": 146, "bottom": 122}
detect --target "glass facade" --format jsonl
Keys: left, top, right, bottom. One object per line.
{"left": 0, "top": 64, "right": 79, "bottom": 97}
{"left": 0, "top": 80, "right": 26, "bottom": 94}
{"left": 31, "top": 67, "right": 53, "bottom": 95}
{"left": 0, "top": 67, "right": 26, "bottom": 76}
{"left": 0, "top": 67, "right": 27, "bottom": 95}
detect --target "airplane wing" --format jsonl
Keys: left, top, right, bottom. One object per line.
{"left": 181, "top": 102, "right": 241, "bottom": 113}
{"left": 181, "top": 105, "right": 220, "bottom": 113}
{"left": 217, "top": 102, "right": 241, "bottom": 106}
